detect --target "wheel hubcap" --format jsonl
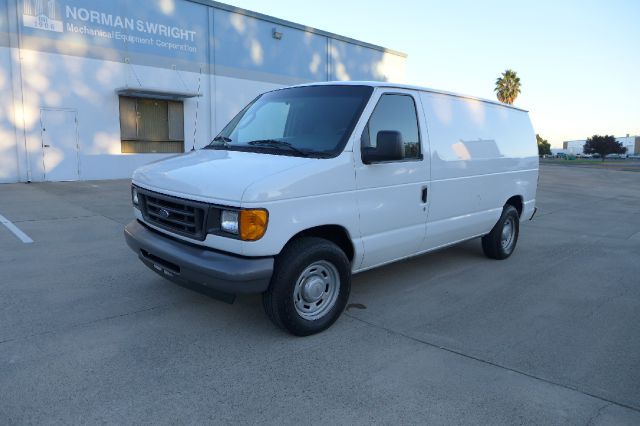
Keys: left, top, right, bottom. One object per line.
{"left": 501, "top": 217, "right": 515, "bottom": 250}
{"left": 293, "top": 261, "right": 340, "bottom": 320}
{"left": 301, "top": 277, "right": 325, "bottom": 302}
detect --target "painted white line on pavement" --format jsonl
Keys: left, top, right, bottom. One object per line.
{"left": 0, "top": 213, "right": 34, "bottom": 243}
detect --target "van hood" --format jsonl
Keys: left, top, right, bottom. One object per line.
{"left": 132, "top": 149, "right": 312, "bottom": 204}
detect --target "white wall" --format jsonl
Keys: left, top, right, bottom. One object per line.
{"left": 616, "top": 136, "right": 636, "bottom": 155}
{"left": 564, "top": 137, "right": 637, "bottom": 155}
{"left": 0, "top": 46, "right": 18, "bottom": 183}
{"left": 13, "top": 50, "right": 215, "bottom": 181}
{"left": 328, "top": 38, "right": 406, "bottom": 83}
{"left": 213, "top": 75, "right": 283, "bottom": 135}
{"left": 8, "top": 50, "right": 290, "bottom": 182}
{"left": 565, "top": 140, "right": 585, "bottom": 154}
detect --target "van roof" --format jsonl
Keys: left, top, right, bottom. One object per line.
{"left": 288, "top": 81, "right": 529, "bottom": 113}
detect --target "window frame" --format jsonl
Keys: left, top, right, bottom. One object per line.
{"left": 360, "top": 91, "right": 424, "bottom": 163}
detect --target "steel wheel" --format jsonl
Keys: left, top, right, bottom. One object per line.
{"left": 263, "top": 237, "right": 352, "bottom": 336}
{"left": 501, "top": 216, "right": 515, "bottom": 250}
{"left": 293, "top": 260, "right": 340, "bottom": 320}
{"left": 482, "top": 205, "right": 520, "bottom": 260}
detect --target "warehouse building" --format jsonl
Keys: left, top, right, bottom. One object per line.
{"left": 563, "top": 135, "right": 639, "bottom": 156}
{"left": 0, "top": 0, "right": 406, "bottom": 182}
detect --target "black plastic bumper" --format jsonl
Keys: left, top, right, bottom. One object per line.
{"left": 124, "top": 220, "right": 273, "bottom": 294}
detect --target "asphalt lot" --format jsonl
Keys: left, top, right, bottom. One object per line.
{"left": 1, "top": 165, "right": 639, "bottom": 425}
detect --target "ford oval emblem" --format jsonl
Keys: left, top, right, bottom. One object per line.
{"left": 158, "top": 208, "right": 170, "bottom": 219}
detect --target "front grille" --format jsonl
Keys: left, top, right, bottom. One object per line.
{"left": 137, "top": 188, "right": 208, "bottom": 240}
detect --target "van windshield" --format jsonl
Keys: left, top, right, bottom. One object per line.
{"left": 205, "top": 85, "right": 373, "bottom": 158}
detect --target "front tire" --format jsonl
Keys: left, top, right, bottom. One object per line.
{"left": 262, "top": 237, "right": 351, "bottom": 336}
{"left": 482, "top": 205, "right": 520, "bottom": 260}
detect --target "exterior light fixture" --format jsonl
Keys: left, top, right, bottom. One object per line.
{"left": 272, "top": 28, "right": 282, "bottom": 40}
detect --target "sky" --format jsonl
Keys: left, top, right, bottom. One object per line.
{"left": 220, "top": 0, "right": 639, "bottom": 148}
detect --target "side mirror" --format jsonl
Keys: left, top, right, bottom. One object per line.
{"left": 362, "top": 130, "right": 405, "bottom": 164}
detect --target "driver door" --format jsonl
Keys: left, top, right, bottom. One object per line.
{"left": 354, "top": 90, "right": 430, "bottom": 270}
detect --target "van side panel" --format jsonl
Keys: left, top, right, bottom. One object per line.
{"left": 420, "top": 92, "right": 538, "bottom": 250}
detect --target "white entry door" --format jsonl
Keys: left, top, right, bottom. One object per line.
{"left": 41, "top": 109, "right": 79, "bottom": 181}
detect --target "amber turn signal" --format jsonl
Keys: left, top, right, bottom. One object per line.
{"left": 239, "top": 209, "right": 268, "bottom": 241}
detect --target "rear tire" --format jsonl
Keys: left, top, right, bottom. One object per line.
{"left": 482, "top": 205, "right": 520, "bottom": 260}
{"left": 262, "top": 237, "right": 351, "bottom": 336}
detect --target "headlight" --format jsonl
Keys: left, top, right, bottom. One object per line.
{"left": 220, "top": 210, "right": 239, "bottom": 234}
{"left": 132, "top": 187, "right": 139, "bottom": 206}
{"left": 219, "top": 209, "right": 268, "bottom": 241}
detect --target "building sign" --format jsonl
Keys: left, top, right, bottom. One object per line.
{"left": 20, "top": 0, "right": 208, "bottom": 65}
{"left": 64, "top": 5, "right": 197, "bottom": 53}
{"left": 23, "top": 0, "right": 63, "bottom": 32}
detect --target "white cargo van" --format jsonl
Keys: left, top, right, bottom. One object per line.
{"left": 125, "top": 82, "right": 538, "bottom": 335}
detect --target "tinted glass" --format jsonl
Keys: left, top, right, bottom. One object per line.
{"left": 363, "top": 94, "right": 421, "bottom": 159}
{"left": 209, "top": 85, "right": 374, "bottom": 157}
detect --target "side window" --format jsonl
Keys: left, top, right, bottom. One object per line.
{"left": 362, "top": 94, "right": 421, "bottom": 159}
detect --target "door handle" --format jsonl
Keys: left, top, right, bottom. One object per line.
{"left": 43, "top": 144, "right": 50, "bottom": 148}
{"left": 421, "top": 186, "right": 428, "bottom": 203}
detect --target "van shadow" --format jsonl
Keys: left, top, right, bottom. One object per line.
{"left": 159, "top": 240, "right": 485, "bottom": 335}
{"left": 152, "top": 276, "right": 283, "bottom": 336}
{"left": 350, "top": 239, "right": 486, "bottom": 300}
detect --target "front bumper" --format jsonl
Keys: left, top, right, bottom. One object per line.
{"left": 124, "top": 220, "right": 273, "bottom": 294}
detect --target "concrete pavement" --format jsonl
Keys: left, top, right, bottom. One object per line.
{"left": 1, "top": 166, "right": 639, "bottom": 425}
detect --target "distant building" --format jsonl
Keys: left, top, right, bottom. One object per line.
{"left": 563, "top": 140, "right": 586, "bottom": 155}
{"left": 562, "top": 135, "right": 639, "bottom": 155}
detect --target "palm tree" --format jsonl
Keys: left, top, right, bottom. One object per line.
{"left": 494, "top": 69, "right": 521, "bottom": 104}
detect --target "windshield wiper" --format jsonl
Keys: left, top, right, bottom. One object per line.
{"left": 247, "top": 139, "right": 310, "bottom": 157}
